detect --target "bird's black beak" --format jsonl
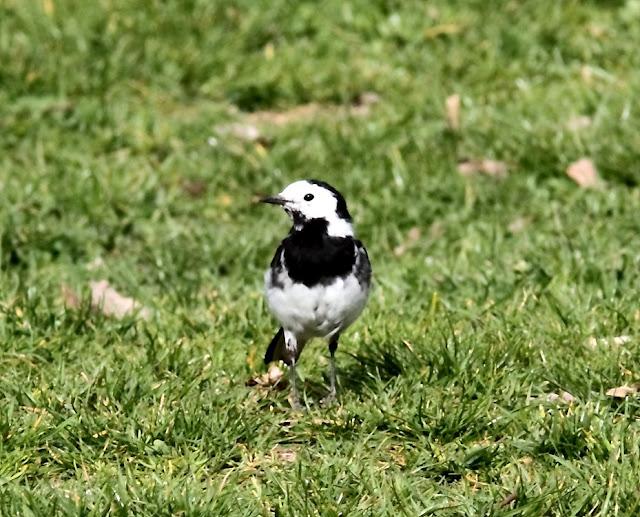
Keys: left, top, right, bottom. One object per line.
{"left": 260, "top": 196, "right": 288, "bottom": 206}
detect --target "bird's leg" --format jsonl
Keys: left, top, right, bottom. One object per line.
{"left": 325, "top": 335, "right": 339, "bottom": 404}
{"left": 284, "top": 330, "right": 302, "bottom": 410}
{"left": 288, "top": 359, "right": 302, "bottom": 410}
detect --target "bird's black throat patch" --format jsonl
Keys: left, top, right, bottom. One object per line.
{"left": 272, "top": 218, "right": 357, "bottom": 287}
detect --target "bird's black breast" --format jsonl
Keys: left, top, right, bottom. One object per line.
{"left": 271, "top": 219, "right": 359, "bottom": 288}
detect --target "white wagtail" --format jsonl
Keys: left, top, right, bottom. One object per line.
{"left": 260, "top": 179, "right": 371, "bottom": 408}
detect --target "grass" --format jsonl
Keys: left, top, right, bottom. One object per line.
{"left": 1, "top": 0, "right": 640, "bottom": 514}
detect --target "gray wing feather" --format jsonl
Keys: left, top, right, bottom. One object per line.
{"left": 354, "top": 240, "right": 371, "bottom": 288}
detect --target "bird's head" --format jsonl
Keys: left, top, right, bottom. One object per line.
{"left": 261, "top": 179, "right": 353, "bottom": 237}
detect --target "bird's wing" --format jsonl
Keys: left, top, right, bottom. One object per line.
{"left": 264, "top": 327, "right": 285, "bottom": 364}
{"left": 354, "top": 240, "right": 372, "bottom": 287}
{"left": 270, "top": 242, "right": 285, "bottom": 269}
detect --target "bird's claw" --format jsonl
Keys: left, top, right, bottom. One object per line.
{"left": 289, "top": 398, "right": 304, "bottom": 411}
{"left": 321, "top": 391, "right": 337, "bottom": 407}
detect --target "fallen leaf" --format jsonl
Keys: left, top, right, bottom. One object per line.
{"left": 214, "top": 122, "right": 262, "bottom": 141}
{"left": 246, "top": 364, "right": 286, "bottom": 389}
{"left": 407, "top": 227, "right": 421, "bottom": 241}
{"left": 613, "top": 336, "right": 632, "bottom": 346}
{"left": 587, "top": 24, "right": 606, "bottom": 38}
{"left": 512, "top": 259, "right": 530, "bottom": 273}
{"left": 458, "top": 159, "right": 508, "bottom": 178}
{"left": 445, "top": 94, "right": 461, "bottom": 130}
{"left": 499, "top": 491, "right": 518, "bottom": 508}
{"left": 89, "top": 280, "right": 151, "bottom": 320}
{"left": 181, "top": 179, "right": 208, "bottom": 198}
{"left": 61, "top": 284, "right": 80, "bottom": 309}
{"left": 217, "top": 193, "right": 233, "bottom": 207}
{"left": 581, "top": 65, "right": 593, "bottom": 84}
{"left": 26, "top": 71, "right": 39, "bottom": 84}
{"left": 428, "top": 221, "right": 444, "bottom": 239}
{"left": 566, "top": 115, "right": 592, "bottom": 131}
{"left": 508, "top": 217, "right": 530, "bottom": 235}
{"left": 42, "top": 0, "right": 54, "bottom": 15}
{"left": 586, "top": 335, "right": 632, "bottom": 350}
{"left": 546, "top": 391, "right": 576, "bottom": 403}
{"left": 393, "top": 226, "right": 422, "bottom": 256}
{"left": 272, "top": 446, "right": 297, "bottom": 463}
{"left": 386, "top": 444, "right": 407, "bottom": 467}
{"left": 424, "top": 23, "right": 463, "bottom": 39}
{"left": 427, "top": 6, "right": 440, "bottom": 19}
{"left": 246, "top": 347, "right": 257, "bottom": 370}
{"left": 566, "top": 158, "right": 599, "bottom": 188}
{"left": 355, "top": 91, "right": 381, "bottom": 107}
{"left": 246, "top": 104, "right": 321, "bottom": 127}
{"left": 224, "top": 93, "right": 380, "bottom": 134}
{"left": 606, "top": 385, "right": 639, "bottom": 398}
{"left": 264, "top": 42, "right": 275, "bottom": 60}
{"left": 350, "top": 91, "right": 381, "bottom": 116}
{"left": 86, "top": 257, "right": 105, "bottom": 271}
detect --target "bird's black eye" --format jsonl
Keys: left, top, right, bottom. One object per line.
{"left": 304, "top": 193, "right": 314, "bottom": 201}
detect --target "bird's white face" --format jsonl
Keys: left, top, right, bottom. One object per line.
{"left": 278, "top": 180, "right": 341, "bottom": 221}
{"left": 262, "top": 180, "right": 354, "bottom": 237}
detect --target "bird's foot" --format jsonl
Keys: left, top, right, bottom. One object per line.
{"left": 320, "top": 390, "right": 337, "bottom": 407}
{"left": 288, "top": 395, "right": 304, "bottom": 411}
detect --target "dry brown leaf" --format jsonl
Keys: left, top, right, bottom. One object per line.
{"left": 356, "top": 91, "right": 381, "bottom": 107}
{"left": 90, "top": 280, "right": 151, "bottom": 320}
{"left": 566, "top": 158, "right": 599, "bottom": 188}
{"left": 458, "top": 159, "right": 508, "bottom": 178}
{"left": 424, "top": 23, "right": 463, "bottom": 39}
{"left": 427, "top": 6, "right": 440, "bottom": 19}
{"left": 546, "top": 391, "right": 576, "bottom": 404}
{"left": 247, "top": 104, "right": 321, "bottom": 127}
{"left": 445, "top": 94, "right": 461, "bottom": 130}
{"left": 226, "top": 93, "right": 380, "bottom": 133}
{"left": 217, "top": 194, "right": 233, "bottom": 207}
{"left": 86, "top": 257, "right": 105, "bottom": 271}
{"left": 581, "top": 65, "right": 593, "bottom": 84}
{"left": 214, "top": 122, "right": 262, "bottom": 141}
{"left": 350, "top": 91, "right": 381, "bottom": 117}
{"left": 508, "top": 217, "right": 531, "bottom": 235}
{"left": 606, "top": 385, "right": 639, "bottom": 398}
{"left": 272, "top": 446, "right": 297, "bottom": 463}
{"left": 181, "top": 179, "right": 208, "bottom": 198}
{"left": 61, "top": 284, "right": 80, "bottom": 309}
{"left": 407, "top": 227, "right": 421, "bottom": 241}
{"left": 42, "top": 0, "right": 54, "bottom": 15}
{"left": 246, "top": 348, "right": 257, "bottom": 370}
{"left": 586, "top": 335, "right": 632, "bottom": 350}
{"left": 246, "top": 364, "right": 286, "bottom": 389}
{"left": 393, "top": 226, "right": 422, "bottom": 257}
{"left": 500, "top": 492, "right": 518, "bottom": 508}
{"left": 566, "top": 115, "right": 592, "bottom": 131}
{"left": 264, "top": 42, "right": 275, "bottom": 60}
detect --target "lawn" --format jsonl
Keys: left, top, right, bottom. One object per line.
{"left": 2, "top": 0, "right": 640, "bottom": 514}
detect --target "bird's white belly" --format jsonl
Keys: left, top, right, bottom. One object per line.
{"left": 265, "top": 270, "right": 368, "bottom": 339}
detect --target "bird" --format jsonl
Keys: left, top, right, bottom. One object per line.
{"left": 260, "top": 179, "right": 371, "bottom": 408}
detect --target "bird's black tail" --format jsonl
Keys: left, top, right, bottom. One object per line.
{"left": 264, "top": 327, "right": 285, "bottom": 364}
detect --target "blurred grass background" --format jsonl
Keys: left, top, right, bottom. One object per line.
{"left": 1, "top": 0, "right": 640, "bottom": 514}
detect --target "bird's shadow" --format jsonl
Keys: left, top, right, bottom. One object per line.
{"left": 337, "top": 348, "right": 405, "bottom": 395}
{"left": 298, "top": 346, "right": 405, "bottom": 402}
